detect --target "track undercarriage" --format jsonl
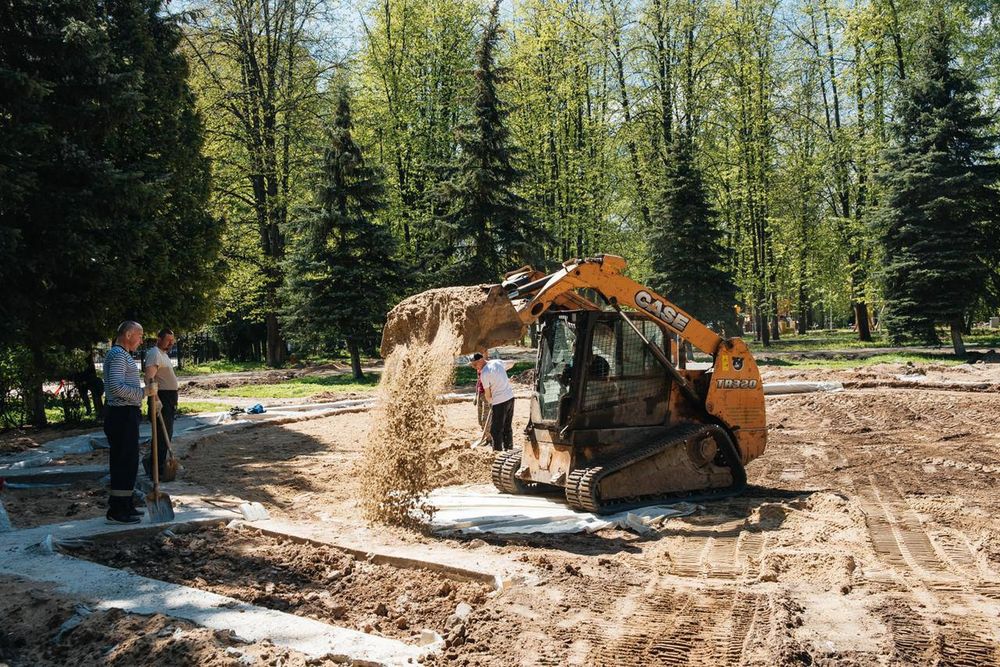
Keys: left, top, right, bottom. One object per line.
{"left": 492, "top": 423, "right": 747, "bottom": 514}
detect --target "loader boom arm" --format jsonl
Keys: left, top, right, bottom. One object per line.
{"left": 503, "top": 255, "right": 725, "bottom": 357}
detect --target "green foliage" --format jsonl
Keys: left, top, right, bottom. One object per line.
{"left": 453, "top": 361, "right": 533, "bottom": 386}
{"left": 212, "top": 373, "right": 382, "bottom": 399}
{"left": 182, "top": 0, "right": 330, "bottom": 367}
{"left": 432, "top": 1, "right": 547, "bottom": 284}
{"left": 355, "top": 0, "right": 480, "bottom": 291}
{"left": 176, "top": 401, "right": 232, "bottom": 414}
{"left": 0, "top": 0, "right": 219, "bottom": 424}
{"left": 756, "top": 352, "right": 965, "bottom": 369}
{"left": 878, "top": 19, "right": 1000, "bottom": 346}
{"left": 281, "top": 88, "right": 397, "bottom": 378}
{"left": 177, "top": 360, "right": 267, "bottom": 376}
{"left": 648, "top": 140, "right": 739, "bottom": 334}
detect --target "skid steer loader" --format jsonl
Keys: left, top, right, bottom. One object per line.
{"left": 386, "top": 254, "right": 767, "bottom": 514}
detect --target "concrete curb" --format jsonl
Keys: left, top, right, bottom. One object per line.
{"left": 0, "top": 506, "right": 428, "bottom": 666}
{"left": 240, "top": 520, "right": 510, "bottom": 590}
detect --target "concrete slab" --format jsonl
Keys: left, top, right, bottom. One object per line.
{"left": 0, "top": 504, "right": 428, "bottom": 666}
{"left": 1, "top": 464, "right": 107, "bottom": 484}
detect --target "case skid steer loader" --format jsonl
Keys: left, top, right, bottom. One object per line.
{"left": 495, "top": 254, "right": 767, "bottom": 513}
{"left": 387, "top": 254, "right": 767, "bottom": 514}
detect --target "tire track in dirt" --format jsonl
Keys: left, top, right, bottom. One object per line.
{"left": 814, "top": 402, "right": 1000, "bottom": 667}
{"left": 568, "top": 527, "right": 771, "bottom": 666}
{"left": 530, "top": 525, "right": 773, "bottom": 667}
{"left": 876, "top": 600, "right": 937, "bottom": 665}
{"left": 585, "top": 585, "right": 763, "bottom": 667}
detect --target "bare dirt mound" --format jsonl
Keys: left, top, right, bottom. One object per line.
{"left": 380, "top": 284, "right": 524, "bottom": 357}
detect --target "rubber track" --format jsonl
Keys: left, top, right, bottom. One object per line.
{"left": 491, "top": 449, "right": 536, "bottom": 495}
{"left": 565, "top": 423, "right": 747, "bottom": 514}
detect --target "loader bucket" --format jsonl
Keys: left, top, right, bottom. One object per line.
{"left": 380, "top": 284, "right": 526, "bottom": 357}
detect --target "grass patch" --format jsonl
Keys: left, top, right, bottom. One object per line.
{"left": 212, "top": 361, "right": 536, "bottom": 398}
{"left": 453, "top": 362, "right": 534, "bottom": 387}
{"left": 177, "top": 401, "right": 231, "bottom": 414}
{"left": 40, "top": 408, "right": 100, "bottom": 430}
{"left": 757, "top": 352, "right": 965, "bottom": 369}
{"left": 212, "top": 373, "right": 382, "bottom": 399}
{"left": 177, "top": 360, "right": 267, "bottom": 376}
{"left": 748, "top": 327, "right": 1000, "bottom": 352}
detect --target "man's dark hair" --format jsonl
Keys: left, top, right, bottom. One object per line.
{"left": 471, "top": 353, "right": 484, "bottom": 362}
{"left": 158, "top": 328, "right": 174, "bottom": 339}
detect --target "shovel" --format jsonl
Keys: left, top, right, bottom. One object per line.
{"left": 470, "top": 407, "right": 493, "bottom": 448}
{"left": 145, "top": 393, "right": 175, "bottom": 522}
{"left": 155, "top": 408, "right": 180, "bottom": 482}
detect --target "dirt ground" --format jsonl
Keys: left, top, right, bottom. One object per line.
{"left": 69, "top": 524, "right": 495, "bottom": 643}
{"left": 0, "top": 575, "right": 351, "bottom": 666}
{"left": 3, "top": 361, "right": 1000, "bottom": 665}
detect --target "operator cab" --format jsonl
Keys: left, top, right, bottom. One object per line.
{"left": 532, "top": 310, "right": 674, "bottom": 432}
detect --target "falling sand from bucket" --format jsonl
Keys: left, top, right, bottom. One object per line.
{"left": 361, "top": 285, "right": 525, "bottom": 526}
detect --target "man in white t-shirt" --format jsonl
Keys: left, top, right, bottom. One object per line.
{"left": 143, "top": 328, "right": 179, "bottom": 475}
{"left": 470, "top": 352, "right": 515, "bottom": 451}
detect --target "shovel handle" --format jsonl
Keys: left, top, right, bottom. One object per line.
{"left": 150, "top": 394, "right": 160, "bottom": 492}
{"left": 156, "top": 408, "right": 173, "bottom": 453}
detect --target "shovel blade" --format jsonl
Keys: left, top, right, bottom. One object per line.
{"left": 145, "top": 491, "right": 175, "bottom": 523}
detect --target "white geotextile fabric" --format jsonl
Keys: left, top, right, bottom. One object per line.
{"left": 763, "top": 381, "right": 843, "bottom": 395}
{"left": 427, "top": 486, "right": 699, "bottom": 535}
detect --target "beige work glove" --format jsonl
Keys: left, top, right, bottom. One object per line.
{"left": 144, "top": 381, "right": 158, "bottom": 397}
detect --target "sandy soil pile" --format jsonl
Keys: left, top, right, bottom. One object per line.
{"left": 380, "top": 285, "right": 524, "bottom": 357}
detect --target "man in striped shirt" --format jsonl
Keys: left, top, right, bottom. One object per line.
{"left": 103, "top": 320, "right": 153, "bottom": 524}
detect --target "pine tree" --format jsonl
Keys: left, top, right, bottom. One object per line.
{"left": 281, "top": 88, "right": 397, "bottom": 379}
{"left": 0, "top": 0, "right": 219, "bottom": 425}
{"left": 434, "top": 0, "right": 546, "bottom": 285}
{"left": 648, "top": 139, "right": 739, "bottom": 336}
{"left": 878, "top": 18, "right": 1000, "bottom": 354}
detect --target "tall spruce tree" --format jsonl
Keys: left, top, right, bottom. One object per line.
{"left": 0, "top": 0, "right": 219, "bottom": 425}
{"left": 433, "top": 0, "right": 545, "bottom": 285}
{"left": 648, "top": 139, "right": 739, "bottom": 336}
{"left": 878, "top": 19, "right": 1000, "bottom": 354}
{"left": 281, "top": 88, "right": 396, "bottom": 380}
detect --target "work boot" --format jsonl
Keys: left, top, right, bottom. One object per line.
{"left": 106, "top": 497, "right": 140, "bottom": 525}
{"left": 128, "top": 493, "right": 145, "bottom": 517}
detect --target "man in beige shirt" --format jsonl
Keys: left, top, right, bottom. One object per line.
{"left": 143, "top": 328, "right": 179, "bottom": 475}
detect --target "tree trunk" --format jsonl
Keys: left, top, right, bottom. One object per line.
{"left": 853, "top": 302, "right": 873, "bottom": 342}
{"left": 27, "top": 347, "right": 47, "bottom": 427}
{"left": 348, "top": 339, "right": 364, "bottom": 381}
{"left": 265, "top": 313, "right": 287, "bottom": 367}
{"left": 757, "top": 309, "right": 770, "bottom": 347}
{"left": 950, "top": 320, "right": 966, "bottom": 356}
{"left": 770, "top": 291, "right": 780, "bottom": 341}
{"left": 28, "top": 380, "right": 47, "bottom": 428}
{"left": 797, "top": 281, "right": 809, "bottom": 335}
